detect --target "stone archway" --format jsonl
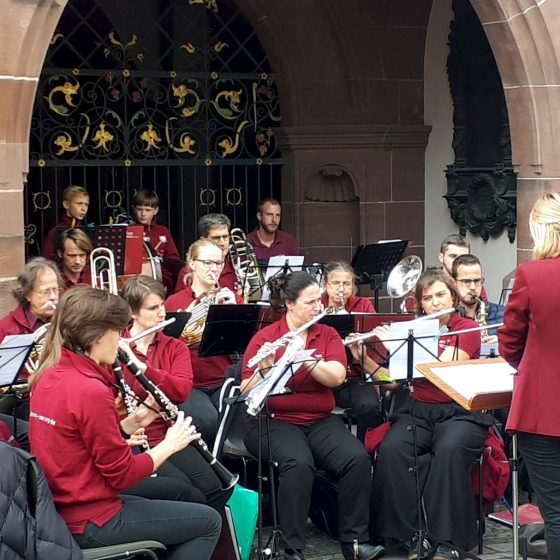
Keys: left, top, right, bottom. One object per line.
{"left": 470, "top": 0, "right": 560, "bottom": 261}
{"left": 1, "top": 0, "right": 560, "bottom": 313}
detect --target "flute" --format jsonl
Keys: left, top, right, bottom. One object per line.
{"left": 246, "top": 309, "right": 328, "bottom": 369}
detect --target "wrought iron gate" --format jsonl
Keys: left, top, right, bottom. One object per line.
{"left": 26, "top": 0, "right": 283, "bottom": 259}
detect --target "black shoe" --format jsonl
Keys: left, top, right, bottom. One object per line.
{"left": 407, "top": 536, "right": 433, "bottom": 560}
{"left": 284, "top": 549, "right": 305, "bottom": 560}
{"left": 341, "top": 541, "right": 385, "bottom": 560}
{"left": 433, "top": 544, "right": 460, "bottom": 560}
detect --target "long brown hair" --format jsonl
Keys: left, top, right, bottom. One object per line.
{"left": 30, "top": 286, "right": 130, "bottom": 387}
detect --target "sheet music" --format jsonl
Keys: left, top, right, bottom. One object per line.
{"left": 0, "top": 333, "right": 36, "bottom": 386}
{"left": 249, "top": 349, "right": 315, "bottom": 396}
{"left": 389, "top": 318, "right": 439, "bottom": 380}
{"left": 430, "top": 361, "right": 516, "bottom": 400}
{"left": 261, "top": 256, "right": 305, "bottom": 301}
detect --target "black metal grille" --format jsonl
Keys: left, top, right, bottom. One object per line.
{"left": 26, "top": 0, "right": 283, "bottom": 259}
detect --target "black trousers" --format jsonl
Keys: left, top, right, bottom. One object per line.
{"left": 73, "top": 494, "right": 221, "bottom": 560}
{"left": 180, "top": 387, "right": 220, "bottom": 446}
{"left": 518, "top": 431, "right": 560, "bottom": 560}
{"left": 370, "top": 398, "right": 491, "bottom": 550}
{"left": 333, "top": 380, "right": 383, "bottom": 442}
{"left": 245, "top": 414, "right": 372, "bottom": 550}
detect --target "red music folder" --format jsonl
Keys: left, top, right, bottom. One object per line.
{"left": 124, "top": 225, "right": 144, "bottom": 275}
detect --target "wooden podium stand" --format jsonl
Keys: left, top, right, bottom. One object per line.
{"left": 416, "top": 357, "right": 514, "bottom": 411}
{"left": 416, "top": 357, "right": 524, "bottom": 559}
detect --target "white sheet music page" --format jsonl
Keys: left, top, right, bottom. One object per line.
{"left": 432, "top": 361, "right": 516, "bottom": 400}
{"left": 389, "top": 318, "right": 439, "bottom": 380}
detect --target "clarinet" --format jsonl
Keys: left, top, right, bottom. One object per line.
{"left": 112, "top": 358, "right": 150, "bottom": 452}
{"left": 117, "top": 349, "right": 239, "bottom": 491}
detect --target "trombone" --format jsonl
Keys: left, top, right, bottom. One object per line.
{"left": 90, "top": 247, "right": 118, "bottom": 295}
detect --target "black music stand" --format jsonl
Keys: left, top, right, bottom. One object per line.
{"left": 0, "top": 334, "right": 35, "bottom": 388}
{"left": 198, "top": 304, "right": 261, "bottom": 358}
{"left": 319, "top": 314, "right": 354, "bottom": 339}
{"left": 351, "top": 241, "right": 408, "bottom": 309}
{"left": 88, "top": 225, "right": 128, "bottom": 275}
{"left": 163, "top": 312, "right": 191, "bottom": 339}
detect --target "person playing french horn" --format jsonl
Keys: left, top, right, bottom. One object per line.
{"left": 166, "top": 238, "right": 242, "bottom": 445}
{"left": 241, "top": 271, "right": 384, "bottom": 560}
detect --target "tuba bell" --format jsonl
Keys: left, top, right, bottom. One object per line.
{"left": 386, "top": 255, "right": 423, "bottom": 312}
{"left": 228, "top": 228, "right": 264, "bottom": 302}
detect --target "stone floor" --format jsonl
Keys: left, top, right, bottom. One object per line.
{"left": 255, "top": 513, "right": 518, "bottom": 560}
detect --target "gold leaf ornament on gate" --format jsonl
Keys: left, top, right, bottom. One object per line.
{"left": 217, "top": 120, "right": 248, "bottom": 157}
{"left": 53, "top": 132, "right": 79, "bottom": 156}
{"left": 172, "top": 83, "right": 201, "bottom": 117}
{"left": 175, "top": 133, "right": 197, "bottom": 154}
{"left": 46, "top": 80, "right": 80, "bottom": 116}
{"left": 211, "top": 89, "right": 242, "bottom": 119}
{"left": 140, "top": 123, "right": 163, "bottom": 151}
{"left": 92, "top": 122, "right": 114, "bottom": 152}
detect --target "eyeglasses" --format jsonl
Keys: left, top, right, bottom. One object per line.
{"left": 195, "top": 259, "right": 225, "bottom": 269}
{"left": 456, "top": 277, "right": 485, "bottom": 287}
{"left": 34, "top": 287, "right": 62, "bottom": 297}
{"left": 209, "top": 235, "right": 230, "bottom": 241}
{"left": 328, "top": 281, "right": 352, "bottom": 288}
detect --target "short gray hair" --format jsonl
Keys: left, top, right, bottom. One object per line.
{"left": 197, "top": 213, "right": 231, "bottom": 238}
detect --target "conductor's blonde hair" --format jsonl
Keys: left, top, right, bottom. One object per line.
{"left": 530, "top": 192, "right": 560, "bottom": 260}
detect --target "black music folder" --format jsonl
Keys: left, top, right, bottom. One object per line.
{"left": 198, "top": 304, "right": 261, "bottom": 357}
{"left": 164, "top": 312, "right": 192, "bottom": 339}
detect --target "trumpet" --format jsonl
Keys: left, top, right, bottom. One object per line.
{"left": 90, "top": 247, "right": 118, "bottom": 295}
{"left": 246, "top": 309, "right": 328, "bottom": 369}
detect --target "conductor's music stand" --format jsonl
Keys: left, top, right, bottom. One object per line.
{"left": 198, "top": 304, "right": 261, "bottom": 358}
{"left": 351, "top": 240, "right": 409, "bottom": 310}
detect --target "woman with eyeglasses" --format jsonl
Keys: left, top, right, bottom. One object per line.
{"left": 499, "top": 192, "right": 560, "bottom": 560}
{"left": 320, "top": 261, "right": 383, "bottom": 442}
{"left": 166, "top": 238, "right": 242, "bottom": 445}
{"left": 368, "top": 268, "right": 492, "bottom": 560}
{"left": 241, "top": 271, "right": 384, "bottom": 560}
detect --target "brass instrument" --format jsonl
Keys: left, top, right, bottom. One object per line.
{"left": 180, "top": 289, "right": 219, "bottom": 349}
{"left": 246, "top": 309, "right": 328, "bottom": 369}
{"left": 386, "top": 255, "right": 423, "bottom": 312}
{"left": 26, "top": 322, "right": 51, "bottom": 374}
{"left": 90, "top": 247, "right": 118, "bottom": 295}
{"left": 229, "top": 228, "right": 264, "bottom": 302}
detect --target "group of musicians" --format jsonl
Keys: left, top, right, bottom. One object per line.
{"left": 1, "top": 186, "right": 555, "bottom": 560}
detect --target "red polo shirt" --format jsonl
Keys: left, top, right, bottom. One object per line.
{"left": 165, "top": 287, "right": 243, "bottom": 387}
{"left": 0, "top": 305, "right": 45, "bottom": 343}
{"left": 61, "top": 267, "right": 92, "bottom": 292}
{"left": 29, "top": 348, "right": 154, "bottom": 534}
{"left": 43, "top": 215, "right": 84, "bottom": 261}
{"left": 246, "top": 228, "right": 298, "bottom": 261}
{"left": 242, "top": 315, "right": 347, "bottom": 424}
{"left": 120, "top": 329, "right": 193, "bottom": 446}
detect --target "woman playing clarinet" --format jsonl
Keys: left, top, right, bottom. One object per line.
{"left": 28, "top": 286, "right": 221, "bottom": 559}
{"left": 241, "top": 271, "right": 384, "bottom": 560}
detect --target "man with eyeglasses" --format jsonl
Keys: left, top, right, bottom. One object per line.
{"left": 174, "top": 213, "right": 238, "bottom": 293}
{"left": 0, "top": 258, "right": 63, "bottom": 343}
{"left": 451, "top": 254, "right": 504, "bottom": 334}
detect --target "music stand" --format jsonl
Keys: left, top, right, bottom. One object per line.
{"left": 261, "top": 256, "right": 305, "bottom": 302}
{"left": 0, "top": 334, "right": 35, "bottom": 388}
{"left": 198, "top": 304, "right": 261, "bottom": 358}
{"left": 88, "top": 225, "right": 128, "bottom": 275}
{"left": 163, "top": 312, "right": 191, "bottom": 339}
{"left": 351, "top": 240, "right": 408, "bottom": 309}
{"left": 319, "top": 314, "right": 354, "bottom": 339}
